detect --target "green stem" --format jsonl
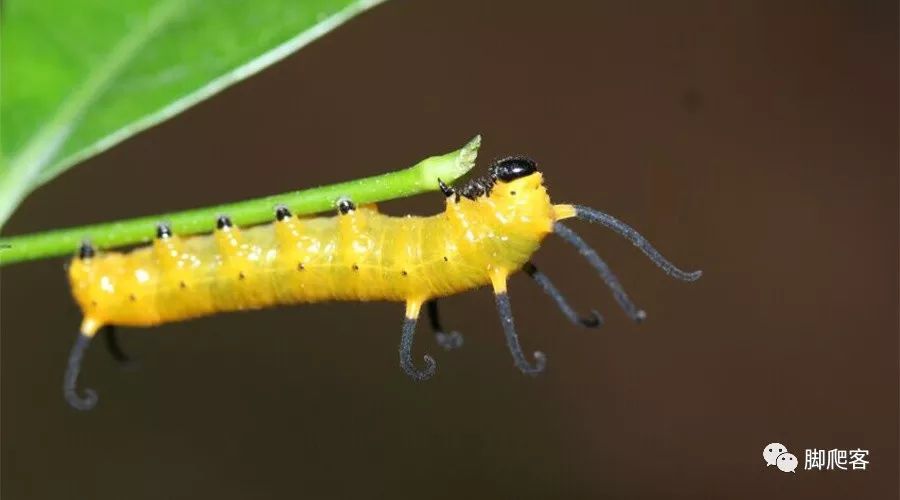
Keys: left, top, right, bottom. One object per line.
{"left": 0, "top": 135, "right": 480, "bottom": 266}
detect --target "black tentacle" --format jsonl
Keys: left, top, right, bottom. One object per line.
{"left": 554, "top": 222, "right": 647, "bottom": 322}
{"left": 426, "top": 300, "right": 464, "bottom": 350}
{"left": 64, "top": 333, "right": 98, "bottom": 411}
{"left": 522, "top": 262, "right": 603, "bottom": 328}
{"left": 102, "top": 325, "right": 135, "bottom": 367}
{"left": 399, "top": 315, "right": 437, "bottom": 381}
{"left": 494, "top": 291, "right": 547, "bottom": 375}
{"left": 571, "top": 204, "right": 703, "bottom": 281}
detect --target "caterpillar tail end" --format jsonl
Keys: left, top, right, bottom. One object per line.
{"left": 64, "top": 321, "right": 101, "bottom": 411}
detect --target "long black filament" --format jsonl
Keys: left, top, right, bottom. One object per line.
{"left": 571, "top": 204, "right": 703, "bottom": 282}
{"left": 103, "top": 326, "right": 133, "bottom": 367}
{"left": 554, "top": 222, "right": 647, "bottom": 322}
{"left": 522, "top": 262, "right": 603, "bottom": 328}
{"left": 399, "top": 316, "right": 437, "bottom": 381}
{"left": 426, "top": 299, "right": 464, "bottom": 350}
{"left": 64, "top": 333, "right": 98, "bottom": 411}
{"left": 494, "top": 292, "right": 547, "bottom": 375}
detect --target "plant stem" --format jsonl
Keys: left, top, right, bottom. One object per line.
{"left": 0, "top": 135, "right": 480, "bottom": 266}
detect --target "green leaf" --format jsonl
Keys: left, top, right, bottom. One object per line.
{"left": 0, "top": 0, "right": 385, "bottom": 229}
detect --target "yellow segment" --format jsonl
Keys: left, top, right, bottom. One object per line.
{"left": 67, "top": 172, "right": 568, "bottom": 331}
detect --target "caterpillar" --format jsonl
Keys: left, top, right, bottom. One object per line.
{"left": 64, "top": 157, "right": 702, "bottom": 410}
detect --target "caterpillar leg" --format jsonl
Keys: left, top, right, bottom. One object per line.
{"left": 553, "top": 222, "right": 647, "bottom": 322}
{"left": 64, "top": 330, "right": 98, "bottom": 411}
{"left": 399, "top": 301, "right": 437, "bottom": 381}
{"left": 426, "top": 299, "right": 464, "bottom": 350}
{"left": 555, "top": 204, "right": 703, "bottom": 282}
{"left": 522, "top": 262, "right": 603, "bottom": 328}
{"left": 491, "top": 272, "right": 547, "bottom": 375}
{"left": 102, "top": 325, "right": 136, "bottom": 368}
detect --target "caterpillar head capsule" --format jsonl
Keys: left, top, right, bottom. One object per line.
{"left": 490, "top": 157, "right": 538, "bottom": 182}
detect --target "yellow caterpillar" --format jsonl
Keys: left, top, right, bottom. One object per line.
{"left": 65, "top": 158, "right": 702, "bottom": 410}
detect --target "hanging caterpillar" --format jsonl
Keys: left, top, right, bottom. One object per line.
{"left": 64, "top": 157, "right": 702, "bottom": 410}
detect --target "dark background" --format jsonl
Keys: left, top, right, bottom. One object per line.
{"left": 2, "top": 1, "right": 897, "bottom": 498}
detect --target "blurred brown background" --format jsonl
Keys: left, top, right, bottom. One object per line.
{"left": 2, "top": 1, "right": 897, "bottom": 499}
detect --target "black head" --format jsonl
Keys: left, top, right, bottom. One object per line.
{"left": 489, "top": 157, "right": 538, "bottom": 182}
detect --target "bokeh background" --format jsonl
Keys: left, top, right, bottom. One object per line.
{"left": 2, "top": 1, "right": 897, "bottom": 499}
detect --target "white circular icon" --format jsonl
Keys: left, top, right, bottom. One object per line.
{"left": 763, "top": 442, "right": 787, "bottom": 466}
{"left": 777, "top": 452, "right": 798, "bottom": 473}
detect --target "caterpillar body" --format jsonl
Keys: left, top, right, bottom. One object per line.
{"left": 64, "top": 157, "right": 702, "bottom": 410}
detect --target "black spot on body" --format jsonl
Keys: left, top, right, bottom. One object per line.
{"left": 78, "top": 241, "right": 95, "bottom": 260}
{"left": 156, "top": 223, "right": 172, "bottom": 239}
{"left": 216, "top": 215, "right": 232, "bottom": 229}
{"left": 238, "top": 272, "right": 245, "bottom": 280}
{"left": 337, "top": 198, "right": 356, "bottom": 214}
{"left": 352, "top": 264, "right": 359, "bottom": 271}
{"left": 298, "top": 262, "right": 305, "bottom": 271}
{"left": 129, "top": 294, "right": 136, "bottom": 302}
{"left": 275, "top": 205, "right": 292, "bottom": 221}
